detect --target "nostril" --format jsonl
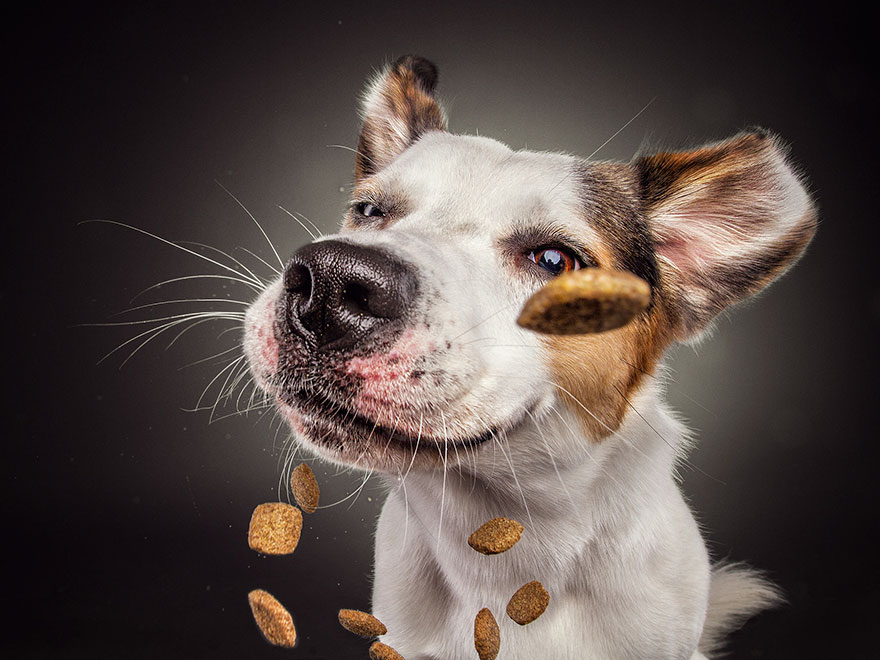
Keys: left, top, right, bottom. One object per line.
{"left": 342, "top": 281, "right": 373, "bottom": 317}
{"left": 285, "top": 263, "right": 312, "bottom": 301}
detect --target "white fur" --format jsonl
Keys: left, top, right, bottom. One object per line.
{"left": 245, "top": 128, "right": 798, "bottom": 658}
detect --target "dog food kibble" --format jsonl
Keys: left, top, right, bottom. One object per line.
{"left": 368, "top": 641, "right": 405, "bottom": 660}
{"left": 516, "top": 267, "right": 651, "bottom": 335}
{"left": 338, "top": 609, "right": 387, "bottom": 637}
{"left": 248, "top": 589, "right": 297, "bottom": 648}
{"left": 474, "top": 607, "right": 501, "bottom": 660}
{"left": 506, "top": 580, "right": 550, "bottom": 625}
{"left": 290, "top": 463, "right": 320, "bottom": 514}
{"left": 247, "top": 502, "right": 303, "bottom": 555}
{"left": 468, "top": 517, "right": 524, "bottom": 555}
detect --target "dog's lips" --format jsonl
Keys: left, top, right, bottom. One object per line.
{"left": 281, "top": 388, "right": 494, "bottom": 449}
{"left": 275, "top": 387, "right": 536, "bottom": 467}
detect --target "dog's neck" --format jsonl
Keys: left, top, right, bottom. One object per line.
{"left": 382, "top": 384, "right": 689, "bottom": 577}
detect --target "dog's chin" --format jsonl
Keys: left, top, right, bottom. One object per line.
{"left": 274, "top": 388, "right": 534, "bottom": 473}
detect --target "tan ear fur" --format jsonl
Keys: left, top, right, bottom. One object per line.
{"left": 635, "top": 131, "right": 817, "bottom": 338}
{"left": 355, "top": 55, "right": 447, "bottom": 181}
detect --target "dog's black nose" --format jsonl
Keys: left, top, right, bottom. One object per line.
{"left": 282, "top": 240, "right": 418, "bottom": 351}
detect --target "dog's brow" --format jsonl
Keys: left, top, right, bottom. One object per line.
{"left": 497, "top": 225, "right": 600, "bottom": 268}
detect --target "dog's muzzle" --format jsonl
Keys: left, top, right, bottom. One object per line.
{"left": 281, "top": 240, "right": 418, "bottom": 352}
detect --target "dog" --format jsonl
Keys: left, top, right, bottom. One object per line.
{"left": 242, "top": 55, "right": 816, "bottom": 659}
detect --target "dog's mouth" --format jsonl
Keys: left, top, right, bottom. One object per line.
{"left": 276, "top": 386, "right": 535, "bottom": 470}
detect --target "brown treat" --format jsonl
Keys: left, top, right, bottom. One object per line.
{"left": 474, "top": 607, "right": 501, "bottom": 660}
{"left": 247, "top": 502, "right": 303, "bottom": 555}
{"left": 369, "top": 641, "right": 405, "bottom": 660}
{"left": 247, "top": 589, "right": 297, "bottom": 648}
{"left": 516, "top": 267, "right": 651, "bottom": 335}
{"left": 338, "top": 609, "right": 387, "bottom": 637}
{"left": 290, "top": 463, "right": 320, "bottom": 514}
{"left": 467, "top": 517, "right": 524, "bottom": 555}
{"left": 506, "top": 580, "right": 550, "bottom": 625}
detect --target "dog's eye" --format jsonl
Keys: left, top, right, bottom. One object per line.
{"left": 528, "top": 248, "right": 582, "bottom": 275}
{"left": 355, "top": 202, "right": 386, "bottom": 218}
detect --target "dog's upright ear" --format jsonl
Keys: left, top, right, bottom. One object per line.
{"left": 635, "top": 131, "right": 817, "bottom": 339}
{"left": 355, "top": 55, "right": 447, "bottom": 181}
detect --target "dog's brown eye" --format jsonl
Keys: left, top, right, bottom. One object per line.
{"left": 528, "top": 248, "right": 582, "bottom": 275}
{"left": 355, "top": 202, "right": 386, "bottom": 218}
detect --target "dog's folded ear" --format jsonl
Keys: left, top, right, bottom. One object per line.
{"left": 355, "top": 55, "right": 447, "bottom": 181}
{"left": 635, "top": 131, "right": 817, "bottom": 339}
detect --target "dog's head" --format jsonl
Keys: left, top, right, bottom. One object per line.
{"left": 243, "top": 56, "right": 816, "bottom": 474}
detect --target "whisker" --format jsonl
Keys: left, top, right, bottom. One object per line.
{"left": 547, "top": 96, "right": 655, "bottom": 195}
{"left": 585, "top": 96, "right": 656, "bottom": 161}
{"left": 399, "top": 412, "right": 423, "bottom": 558}
{"left": 490, "top": 428, "right": 533, "bottom": 528}
{"left": 178, "top": 344, "right": 242, "bottom": 370}
{"left": 210, "top": 358, "right": 251, "bottom": 422}
{"left": 130, "top": 274, "right": 260, "bottom": 304}
{"left": 437, "top": 411, "right": 450, "bottom": 553}
{"left": 189, "top": 355, "right": 247, "bottom": 411}
{"left": 327, "top": 143, "right": 379, "bottom": 171}
{"left": 83, "top": 310, "right": 246, "bottom": 328}
{"left": 118, "top": 316, "right": 232, "bottom": 369}
{"left": 164, "top": 316, "right": 233, "bottom": 351}
{"left": 112, "top": 298, "right": 250, "bottom": 317}
{"left": 79, "top": 220, "right": 264, "bottom": 288}
{"left": 290, "top": 209, "right": 323, "bottom": 239}
{"left": 278, "top": 205, "right": 318, "bottom": 241}
{"left": 178, "top": 241, "right": 267, "bottom": 288}
{"left": 316, "top": 469, "right": 375, "bottom": 509}
{"left": 449, "top": 303, "right": 517, "bottom": 343}
{"left": 544, "top": 404, "right": 622, "bottom": 489}
{"left": 611, "top": 383, "right": 724, "bottom": 485}
{"left": 215, "top": 180, "right": 284, "bottom": 270}
{"left": 525, "top": 408, "right": 579, "bottom": 518}
{"left": 237, "top": 246, "right": 282, "bottom": 277}
{"left": 92, "top": 312, "right": 242, "bottom": 365}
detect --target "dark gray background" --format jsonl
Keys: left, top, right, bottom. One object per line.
{"left": 7, "top": 1, "right": 876, "bottom": 658}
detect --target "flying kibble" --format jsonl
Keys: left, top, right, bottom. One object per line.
{"left": 338, "top": 609, "right": 387, "bottom": 637}
{"left": 506, "top": 580, "right": 550, "bottom": 625}
{"left": 468, "top": 517, "right": 524, "bottom": 555}
{"left": 247, "top": 589, "right": 297, "bottom": 648}
{"left": 369, "top": 641, "right": 406, "bottom": 660}
{"left": 516, "top": 268, "right": 651, "bottom": 335}
{"left": 474, "top": 607, "right": 501, "bottom": 660}
{"left": 290, "top": 463, "right": 320, "bottom": 514}
{"left": 247, "top": 502, "right": 303, "bottom": 555}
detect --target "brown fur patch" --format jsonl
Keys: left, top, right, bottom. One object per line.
{"left": 544, "top": 292, "right": 675, "bottom": 440}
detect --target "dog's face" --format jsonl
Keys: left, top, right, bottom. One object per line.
{"left": 243, "top": 56, "right": 816, "bottom": 475}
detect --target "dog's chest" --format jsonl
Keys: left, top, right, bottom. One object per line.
{"left": 372, "top": 474, "right": 706, "bottom": 660}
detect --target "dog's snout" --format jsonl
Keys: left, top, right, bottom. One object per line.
{"left": 283, "top": 240, "right": 418, "bottom": 350}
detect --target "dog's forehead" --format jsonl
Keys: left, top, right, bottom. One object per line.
{"left": 379, "top": 132, "right": 585, "bottom": 233}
